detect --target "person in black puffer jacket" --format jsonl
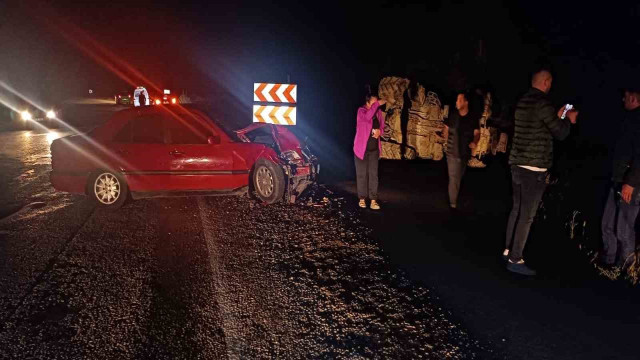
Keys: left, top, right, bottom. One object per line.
{"left": 503, "top": 69, "right": 578, "bottom": 276}
{"left": 600, "top": 88, "right": 640, "bottom": 270}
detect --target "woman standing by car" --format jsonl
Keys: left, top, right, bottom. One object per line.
{"left": 353, "top": 89, "right": 386, "bottom": 210}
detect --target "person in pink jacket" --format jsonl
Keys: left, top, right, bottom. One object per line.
{"left": 353, "top": 92, "right": 386, "bottom": 210}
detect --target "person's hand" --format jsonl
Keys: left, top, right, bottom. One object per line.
{"left": 378, "top": 99, "right": 386, "bottom": 106}
{"left": 622, "top": 184, "right": 634, "bottom": 204}
{"left": 557, "top": 105, "right": 567, "bottom": 119}
{"left": 567, "top": 109, "right": 578, "bottom": 124}
{"left": 372, "top": 129, "right": 381, "bottom": 139}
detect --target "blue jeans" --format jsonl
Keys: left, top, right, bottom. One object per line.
{"left": 601, "top": 187, "right": 640, "bottom": 267}
{"left": 505, "top": 166, "right": 548, "bottom": 262}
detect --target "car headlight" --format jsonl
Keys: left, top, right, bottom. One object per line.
{"left": 46, "top": 110, "right": 56, "bottom": 119}
{"left": 155, "top": 99, "right": 161, "bottom": 105}
{"left": 282, "top": 150, "right": 302, "bottom": 162}
{"left": 171, "top": 98, "right": 177, "bottom": 104}
{"left": 21, "top": 111, "right": 32, "bottom": 121}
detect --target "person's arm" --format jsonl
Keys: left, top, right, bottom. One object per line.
{"left": 621, "top": 127, "right": 640, "bottom": 203}
{"left": 540, "top": 100, "right": 571, "bottom": 140}
{"left": 357, "top": 101, "right": 381, "bottom": 125}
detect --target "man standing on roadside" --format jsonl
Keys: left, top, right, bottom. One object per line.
{"left": 443, "top": 91, "right": 476, "bottom": 211}
{"left": 600, "top": 87, "right": 640, "bottom": 270}
{"left": 504, "top": 69, "right": 578, "bottom": 276}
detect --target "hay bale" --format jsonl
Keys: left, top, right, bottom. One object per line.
{"left": 380, "top": 141, "right": 416, "bottom": 160}
{"left": 378, "top": 77, "right": 410, "bottom": 144}
{"left": 407, "top": 87, "right": 446, "bottom": 160}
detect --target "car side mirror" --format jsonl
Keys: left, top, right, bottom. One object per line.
{"left": 207, "top": 135, "right": 220, "bottom": 145}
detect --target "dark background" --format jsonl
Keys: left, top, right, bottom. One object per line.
{"left": 1, "top": 0, "right": 639, "bottom": 181}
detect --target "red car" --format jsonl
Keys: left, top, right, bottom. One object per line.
{"left": 50, "top": 105, "right": 318, "bottom": 208}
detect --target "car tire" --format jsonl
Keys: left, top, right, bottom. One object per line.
{"left": 252, "top": 159, "right": 285, "bottom": 204}
{"left": 87, "top": 170, "right": 128, "bottom": 209}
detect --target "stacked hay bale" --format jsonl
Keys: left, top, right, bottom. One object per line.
{"left": 377, "top": 77, "right": 448, "bottom": 160}
{"left": 377, "top": 77, "right": 410, "bottom": 160}
{"left": 468, "top": 92, "right": 492, "bottom": 168}
{"left": 406, "top": 87, "right": 447, "bottom": 160}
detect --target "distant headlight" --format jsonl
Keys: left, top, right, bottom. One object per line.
{"left": 171, "top": 98, "right": 177, "bottom": 104}
{"left": 21, "top": 111, "right": 32, "bottom": 121}
{"left": 155, "top": 99, "right": 161, "bottom": 105}
{"left": 46, "top": 110, "right": 56, "bottom": 119}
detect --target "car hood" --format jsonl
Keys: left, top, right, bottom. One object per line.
{"left": 235, "top": 123, "right": 302, "bottom": 153}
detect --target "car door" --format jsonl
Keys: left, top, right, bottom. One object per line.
{"left": 163, "top": 111, "right": 243, "bottom": 191}
{"left": 109, "top": 112, "right": 173, "bottom": 192}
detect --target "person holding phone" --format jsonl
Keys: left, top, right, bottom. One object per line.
{"left": 503, "top": 69, "right": 578, "bottom": 276}
{"left": 600, "top": 87, "right": 640, "bottom": 270}
{"left": 353, "top": 87, "right": 386, "bottom": 210}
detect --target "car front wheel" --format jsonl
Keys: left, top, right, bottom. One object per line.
{"left": 88, "top": 170, "right": 128, "bottom": 209}
{"left": 252, "top": 159, "right": 285, "bottom": 204}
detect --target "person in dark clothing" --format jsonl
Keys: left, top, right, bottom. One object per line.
{"left": 504, "top": 69, "right": 578, "bottom": 276}
{"left": 443, "top": 91, "right": 476, "bottom": 209}
{"left": 353, "top": 90, "right": 386, "bottom": 210}
{"left": 600, "top": 89, "right": 640, "bottom": 269}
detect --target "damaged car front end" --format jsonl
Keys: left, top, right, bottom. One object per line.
{"left": 236, "top": 123, "right": 319, "bottom": 203}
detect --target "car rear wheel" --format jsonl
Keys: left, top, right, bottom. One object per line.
{"left": 88, "top": 170, "right": 128, "bottom": 209}
{"left": 252, "top": 159, "right": 285, "bottom": 204}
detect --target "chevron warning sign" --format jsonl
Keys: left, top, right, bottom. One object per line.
{"left": 253, "top": 105, "right": 296, "bottom": 125}
{"left": 254, "top": 83, "right": 297, "bottom": 103}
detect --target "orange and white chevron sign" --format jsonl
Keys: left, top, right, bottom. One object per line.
{"left": 253, "top": 105, "right": 296, "bottom": 125}
{"left": 254, "top": 83, "right": 297, "bottom": 103}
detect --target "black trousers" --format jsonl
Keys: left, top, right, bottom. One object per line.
{"left": 354, "top": 149, "right": 379, "bottom": 200}
{"left": 505, "top": 165, "right": 548, "bottom": 262}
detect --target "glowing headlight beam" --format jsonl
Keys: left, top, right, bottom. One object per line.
{"left": 46, "top": 110, "right": 56, "bottom": 119}
{"left": 0, "top": 83, "right": 139, "bottom": 175}
{"left": 21, "top": 111, "right": 32, "bottom": 121}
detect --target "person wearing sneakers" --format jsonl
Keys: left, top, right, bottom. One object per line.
{"left": 353, "top": 87, "right": 386, "bottom": 210}
{"left": 503, "top": 69, "right": 578, "bottom": 276}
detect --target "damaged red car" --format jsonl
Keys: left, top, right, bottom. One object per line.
{"left": 50, "top": 105, "right": 318, "bottom": 208}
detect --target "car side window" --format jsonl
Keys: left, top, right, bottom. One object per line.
{"left": 164, "top": 114, "right": 211, "bottom": 144}
{"left": 112, "top": 120, "right": 133, "bottom": 143}
{"left": 132, "top": 114, "right": 164, "bottom": 144}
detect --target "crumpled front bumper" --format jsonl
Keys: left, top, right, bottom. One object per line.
{"left": 281, "top": 159, "right": 319, "bottom": 203}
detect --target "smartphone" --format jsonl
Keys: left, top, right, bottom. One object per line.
{"left": 561, "top": 104, "right": 574, "bottom": 119}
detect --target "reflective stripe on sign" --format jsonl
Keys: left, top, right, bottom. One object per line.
{"left": 254, "top": 83, "right": 297, "bottom": 103}
{"left": 253, "top": 105, "right": 296, "bottom": 125}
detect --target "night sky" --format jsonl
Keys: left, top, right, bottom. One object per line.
{"left": 1, "top": 0, "right": 639, "bottom": 177}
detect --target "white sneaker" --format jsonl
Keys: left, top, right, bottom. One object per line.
{"left": 370, "top": 200, "right": 380, "bottom": 210}
{"left": 358, "top": 199, "right": 366, "bottom": 208}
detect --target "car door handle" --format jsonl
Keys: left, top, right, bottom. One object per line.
{"left": 169, "top": 150, "right": 184, "bottom": 156}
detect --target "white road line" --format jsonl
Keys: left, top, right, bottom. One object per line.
{"left": 197, "top": 196, "right": 237, "bottom": 360}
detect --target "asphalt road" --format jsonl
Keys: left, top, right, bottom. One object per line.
{"left": 0, "top": 101, "right": 484, "bottom": 359}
